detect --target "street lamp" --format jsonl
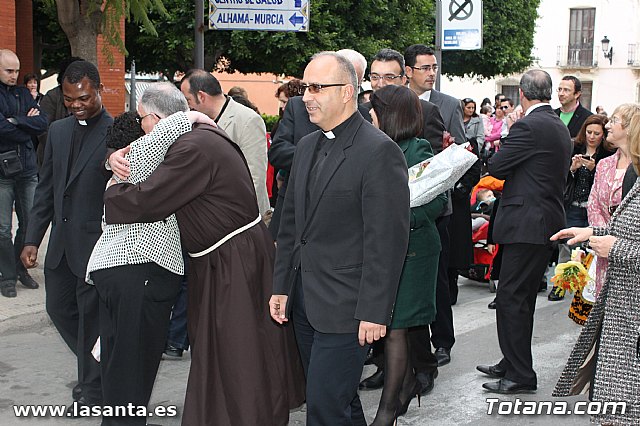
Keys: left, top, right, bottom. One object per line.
{"left": 601, "top": 36, "right": 613, "bottom": 65}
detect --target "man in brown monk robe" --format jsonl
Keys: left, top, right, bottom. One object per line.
{"left": 104, "top": 84, "right": 304, "bottom": 426}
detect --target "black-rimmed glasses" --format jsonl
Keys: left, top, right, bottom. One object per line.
{"left": 369, "top": 73, "right": 403, "bottom": 82}
{"left": 135, "top": 112, "right": 159, "bottom": 124}
{"left": 410, "top": 64, "right": 439, "bottom": 73}
{"left": 301, "top": 83, "right": 349, "bottom": 94}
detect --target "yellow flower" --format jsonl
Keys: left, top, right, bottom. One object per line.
{"left": 550, "top": 261, "right": 592, "bottom": 292}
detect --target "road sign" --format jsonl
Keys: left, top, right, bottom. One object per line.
{"left": 441, "top": 0, "right": 482, "bottom": 50}
{"left": 209, "top": 0, "right": 309, "bottom": 32}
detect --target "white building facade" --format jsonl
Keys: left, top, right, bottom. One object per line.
{"left": 439, "top": 0, "right": 640, "bottom": 113}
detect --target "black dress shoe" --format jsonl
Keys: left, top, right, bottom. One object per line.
{"left": 17, "top": 271, "right": 39, "bottom": 289}
{"left": 476, "top": 363, "right": 506, "bottom": 378}
{"left": 0, "top": 281, "right": 17, "bottom": 298}
{"left": 482, "top": 378, "right": 536, "bottom": 394}
{"left": 363, "top": 346, "right": 375, "bottom": 365}
{"left": 488, "top": 298, "right": 497, "bottom": 309}
{"left": 415, "top": 369, "right": 438, "bottom": 395}
{"left": 434, "top": 347, "right": 451, "bottom": 366}
{"left": 548, "top": 285, "right": 565, "bottom": 301}
{"left": 164, "top": 344, "right": 184, "bottom": 358}
{"left": 65, "top": 396, "right": 102, "bottom": 417}
{"left": 359, "top": 368, "right": 384, "bottom": 390}
{"left": 72, "top": 384, "right": 82, "bottom": 401}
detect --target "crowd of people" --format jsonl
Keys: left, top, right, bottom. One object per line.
{"left": 1, "top": 41, "right": 640, "bottom": 426}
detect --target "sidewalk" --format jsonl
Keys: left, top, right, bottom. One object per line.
{"left": 0, "top": 218, "right": 50, "bottom": 334}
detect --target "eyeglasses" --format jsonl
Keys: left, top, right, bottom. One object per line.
{"left": 301, "top": 83, "right": 349, "bottom": 94}
{"left": 369, "top": 73, "right": 403, "bottom": 82}
{"left": 410, "top": 65, "right": 439, "bottom": 73}
{"left": 135, "top": 112, "right": 159, "bottom": 124}
{"left": 610, "top": 116, "right": 622, "bottom": 125}
{"left": 499, "top": 106, "right": 509, "bottom": 110}
{"left": 463, "top": 98, "right": 474, "bottom": 103}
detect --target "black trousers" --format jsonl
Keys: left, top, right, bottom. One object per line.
{"left": 44, "top": 255, "right": 101, "bottom": 402}
{"left": 496, "top": 243, "right": 552, "bottom": 386}
{"left": 430, "top": 215, "right": 455, "bottom": 350}
{"left": 292, "top": 278, "right": 368, "bottom": 426}
{"left": 93, "top": 263, "right": 181, "bottom": 426}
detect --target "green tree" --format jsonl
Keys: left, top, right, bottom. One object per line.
{"left": 443, "top": 0, "right": 540, "bottom": 79}
{"left": 37, "top": 0, "right": 168, "bottom": 66}
{"left": 125, "top": 0, "right": 435, "bottom": 78}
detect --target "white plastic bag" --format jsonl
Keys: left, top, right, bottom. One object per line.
{"left": 408, "top": 142, "right": 478, "bottom": 208}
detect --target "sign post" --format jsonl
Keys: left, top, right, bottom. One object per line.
{"left": 441, "top": 0, "right": 483, "bottom": 51}
{"left": 209, "top": 0, "right": 310, "bottom": 32}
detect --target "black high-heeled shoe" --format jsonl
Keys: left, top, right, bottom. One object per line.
{"left": 396, "top": 380, "right": 422, "bottom": 417}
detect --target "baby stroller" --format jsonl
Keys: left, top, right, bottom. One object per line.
{"left": 459, "top": 176, "right": 504, "bottom": 286}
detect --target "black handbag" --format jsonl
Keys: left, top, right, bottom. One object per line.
{"left": 0, "top": 150, "right": 23, "bottom": 178}
{"left": 563, "top": 173, "right": 576, "bottom": 207}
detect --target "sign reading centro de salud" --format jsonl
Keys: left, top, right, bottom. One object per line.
{"left": 441, "top": 0, "right": 482, "bottom": 50}
{"left": 209, "top": 0, "right": 309, "bottom": 32}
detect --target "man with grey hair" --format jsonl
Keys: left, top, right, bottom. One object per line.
{"left": 477, "top": 69, "right": 572, "bottom": 394}
{"left": 336, "top": 48, "right": 367, "bottom": 89}
{"left": 89, "top": 83, "right": 215, "bottom": 424}
{"left": 270, "top": 51, "right": 410, "bottom": 425}
{"left": 104, "top": 83, "right": 304, "bottom": 424}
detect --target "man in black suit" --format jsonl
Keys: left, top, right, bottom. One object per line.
{"left": 358, "top": 47, "right": 446, "bottom": 394}
{"left": 21, "top": 61, "right": 111, "bottom": 410}
{"left": 478, "top": 69, "right": 572, "bottom": 394}
{"left": 270, "top": 52, "right": 409, "bottom": 426}
{"left": 554, "top": 75, "right": 593, "bottom": 138}
{"left": 268, "top": 49, "right": 371, "bottom": 240}
{"left": 405, "top": 44, "right": 469, "bottom": 369}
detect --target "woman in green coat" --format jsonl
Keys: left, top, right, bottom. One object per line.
{"left": 369, "top": 85, "right": 447, "bottom": 425}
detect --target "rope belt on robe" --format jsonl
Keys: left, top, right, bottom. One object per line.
{"left": 188, "top": 214, "right": 262, "bottom": 258}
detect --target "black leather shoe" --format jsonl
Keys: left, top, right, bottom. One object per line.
{"left": 434, "top": 348, "right": 451, "bottom": 366}
{"left": 17, "top": 271, "right": 39, "bottom": 289}
{"left": 548, "top": 285, "right": 565, "bottom": 301}
{"left": 359, "top": 368, "right": 384, "bottom": 390}
{"left": 364, "top": 346, "right": 375, "bottom": 365}
{"left": 72, "top": 384, "right": 82, "bottom": 401}
{"left": 476, "top": 363, "right": 506, "bottom": 378}
{"left": 0, "top": 282, "right": 17, "bottom": 298}
{"left": 415, "top": 369, "right": 438, "bottom": 395}
{"left": 164, "top": 344, "right": 184, "bottom": 358}
{"left": 488, "top": 298, "right": 497, "bottom": 309}
{"left": 482, "top": 378, "right": 536, "bottom": 394}
{"left": 65, "top": 396, "right": 102, "bottom": 417}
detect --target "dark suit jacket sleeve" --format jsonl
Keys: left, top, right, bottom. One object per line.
{"left": 272, "top": 145, "right": 300, "bottom": 295}
{"left": 355, "top": 139, "right": 410, "bottom": 325}
{"left": 448, "top": 100, "right": 466, "bottom": 146}
{"left": 25, "top": 127, "right": 56, "bottom": 246}
{"left": 421, "top": 101, "right": 445, "bottom": 153}
{"left": 487, "top": 120, "right": 536, "bottom": 179}
{"left": 267, "top": 98, "right": 298, "bottom": 172}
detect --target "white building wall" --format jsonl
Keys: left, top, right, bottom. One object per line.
{"left": 442, "top": 0, "right": 640, "bottom": 112}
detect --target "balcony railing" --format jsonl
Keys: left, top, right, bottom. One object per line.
{"left": 628, "top": 44, "right": 640, "bottom": 67}
{"left": 556, "top": 45, "right": 597, "bottom": 68}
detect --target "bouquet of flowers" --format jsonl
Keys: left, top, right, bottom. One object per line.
{"left": 551, "top": 249, "right": 594, "bottom": 293}
{"left": 408, "top": 141, "right": 478, "bottom": 207}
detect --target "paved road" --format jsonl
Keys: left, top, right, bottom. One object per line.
{"left": 0, "top": 273, "right": 592, "bottom": 425}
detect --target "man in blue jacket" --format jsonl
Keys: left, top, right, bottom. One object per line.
{"left": 0, "top": 49, "right": 46, "bottom": 297}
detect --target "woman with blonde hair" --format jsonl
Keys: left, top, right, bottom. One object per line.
{"left": 552, "top": 103, "right": 640, "bottom": 425}
{"left": 585, "top": 104, "right": 639, "bottom": 298}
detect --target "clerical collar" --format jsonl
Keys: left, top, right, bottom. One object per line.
{"left": 323, "top": 111, "right": 357, "bottom": 139}
{"left": 214, "top": 96, "right": 231, "bottom": 122}
{"left": 77, "top": 108, "right": 105, "bottom": 126}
